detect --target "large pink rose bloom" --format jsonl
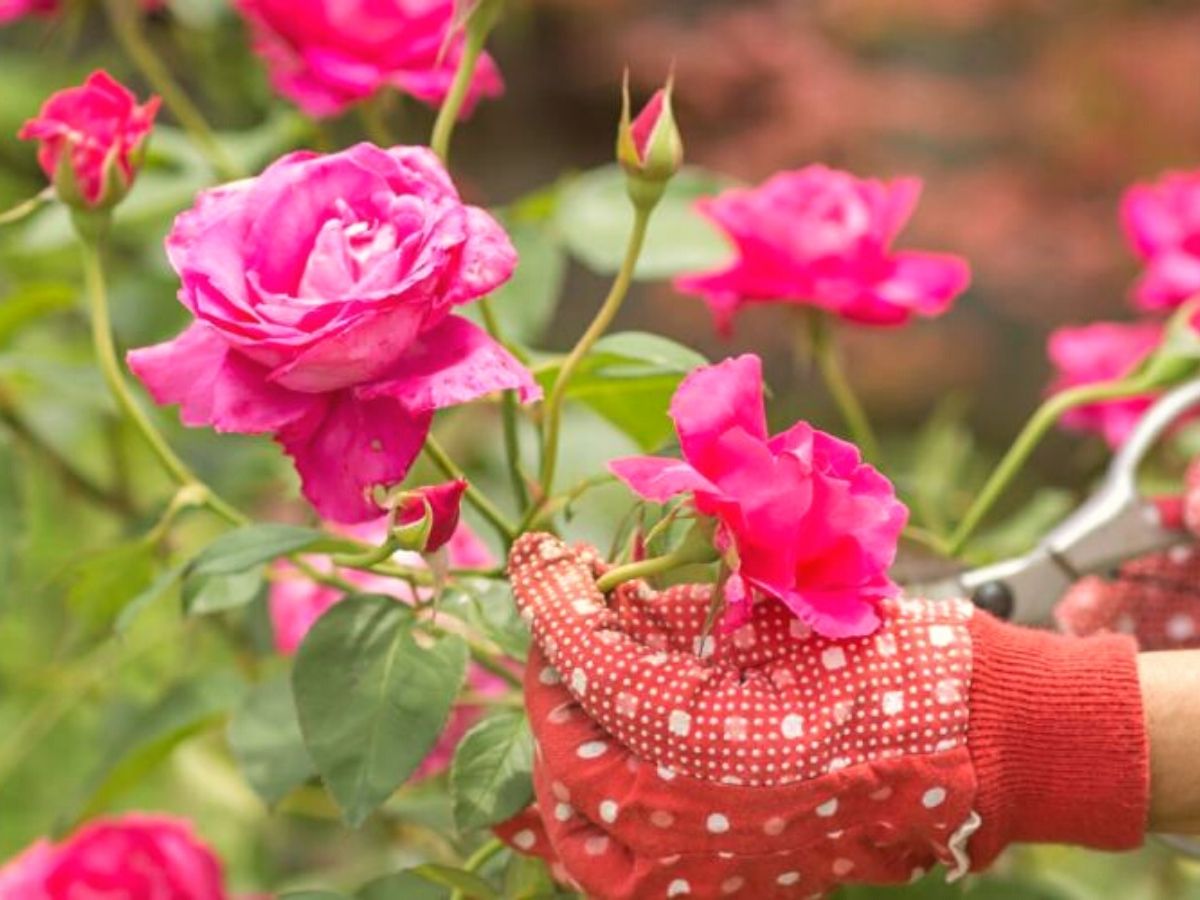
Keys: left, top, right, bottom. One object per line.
{"left": 235, "top": 0, "right": 503, "bottom": 118}
{"left": 18, "top": 70, "right": 159, "bottom": 208}
{"left": 675, "top": 165, "right": 970, "bottom": 333}
{"left": 128, "top": 143, "right": 538, "bottom": 523}
{"left": 269, "top": 519, "right": 503, "bottom": 779}
{"left": 1121, "top": 171, "right": 1200, "bottom": 311}
{"left": 609, "top": 354, "right": 907, "bottom": 638}
{"left": 0, "top": 814, "right": 226, "bottom": 899}
{"left": 1047, "top": 321, "right": 1164, "bottom": 448}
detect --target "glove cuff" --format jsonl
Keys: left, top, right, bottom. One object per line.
{"left": 966, "top": 611, "right": 1148, "bottom": 868}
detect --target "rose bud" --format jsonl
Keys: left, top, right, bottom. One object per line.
{"left": 616, "top": 71, "right": 683, "bottom": 209}
{"left": 389, "top": 478, "right": 468, "bottom": 554}
{"left": 18, "top": 70, "right": 159, "bottom": 211}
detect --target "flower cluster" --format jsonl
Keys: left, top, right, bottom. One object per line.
{"left": 610, "top": 354, "right": 907, "bottom": 638}
{"left": 1046, "top": 169, "right": 1200, "bottom": 447}
{"left": 0, "top": 814, "right": 228, "bottom": 899}
{"left": 127, "top": 142, "right": 539, "bottom": 522}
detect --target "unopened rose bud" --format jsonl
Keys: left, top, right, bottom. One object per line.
{"left": 387, "top": 479, "right": 468, "bottom": 554}
{"left": 616, "top": 70, "right": 683, "bottom": 210}
{"left": 18, "top": 70, "right": 159, "bottom": 213}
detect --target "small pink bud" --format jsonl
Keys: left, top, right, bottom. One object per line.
{"left": 393, "top": 479, "right": 468, "bottom": 554}
{"left": 616, "top": 71, "right": 683, "bottom": 206}
{"left": 18, "top": 70, "right": 159, "bottom": 211}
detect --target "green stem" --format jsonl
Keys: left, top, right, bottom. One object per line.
{"left": 429, "top": 0, "right": 500, "bottom": 163}
{"left": 946, "top": 379, "right": 1152, "bottom": 556}
{"left": 595, "top": 541, "right": 713, "bottom": 594}
{"left": 423, "top": 434, "right": 517, "bottom": 543}
{"left": 0, "top": 187, "right": 53, "bottom": 226}
{"left": 450, "top": 837, "right": 506, "bottom": 900}
{"left": 101, "top": 0, "right": 241, "bottom": 181}
{"left": 79, "top": 225, "right": 247, "bottom": 528}
{"left": 538, "top": 206, "right": 653, "bottom": 504}
{"left": 806, "top": 310, "right": 879, "bottom": 461}
{"left": 477, "top": 297, "right": 531, "bottom": 512}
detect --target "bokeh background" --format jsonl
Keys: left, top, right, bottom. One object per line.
{"left": 4, "top": 0, "right": 1200, "bottom": 896}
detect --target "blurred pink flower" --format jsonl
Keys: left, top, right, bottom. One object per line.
{"left": 1121, "top": 171, "right": 1200, "bottom": 311}
{"left": 0, "top": 0, "right": 54, "bottom": 23}
{"left": 0, "top": 814, "right": 226, "bottom": 900}
{"left": 609, "top": 354, "right": 907, "bottom": 638}
{"left": 235, "top": 0, "right": 503, "bottom": 118}
{"left": 18, "top": 70, "right": 159, "bottom": 209}
{"left": 675, "top": 165, "right": 970, "bottom": 333}
{"left": 127, "top": 144, "right": 538, "bottom": 523}
{"left": 268, "top": 519, "right": 504, "bottom": 779}
{"left": 1047, "top": 321, "right": 1164, "bottom": 448}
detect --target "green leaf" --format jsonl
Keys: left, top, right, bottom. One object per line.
{"left": 57, "top": 672, "right": 244, "bottom": 830}
{"left": 183, "top": 566, "right": 266, "bottom": 615}
{"left": 114, "top": 561, "right": 187, "bottom": 635}
{"left": 293, "top": 595, "right": 469, "bottom": 826}
{"left": 450, "top": 709, "right": 535, "bottom": 832}
{"left": 406, "top": 864, "right": 500, "bottom": 900}
{"left": 65, "top": 541, "right": 157, "bottom": 631}
{"left": 282, "top": 892, "right": 352, "bottom": 900}
{"left": 474, "top": 218, "right": 566, "bottom": 346}
{"left": 189, "top": 524, "right": 346, "bottom": 577}
{"left": 357, "top": 873, "right": 449, "bottom": 900}
{"left": 0, "top": 282, "right": 76, "bottom": 349}
{"left": 536, "top": 332, "right": 707, "bottom": 451}
{"left": 503, "top": 854, "right": 567, "bottom": 900}
{"left": 555, "top": 165, "right": 733, "bottom": 280}
{"left": 1130, "top": 297, "right": 1200, "bottom": 389}
{"left": 441, "top": 580, "right": 529, "bottom": 661}
{"left": 227, "top": 674, "right": 315, "bottom": 806}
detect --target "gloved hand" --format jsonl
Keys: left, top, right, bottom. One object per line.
{"left": 1056, "top": 460, "right": 1200, "bottom": 650}
{"left": 497, "top": 534, "right": 1149, "bottom": 899}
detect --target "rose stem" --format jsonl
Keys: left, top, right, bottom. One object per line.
{"left": 423, "top": 434, "right": 517, "bottom": 544}
{"left": 535, "top": 205, "right": 654, "bottom": 517}
{"left": 0, "top": 187, "right": 54, "bottom": 226}
{"left": 450, "top": 837, "right": 506, "bottom": 900}
{"left": 101, "top": 0, "right": 241, "bottom": 181}
{"left": 594, "top": 540, "right": 714, "bottom": 594}
{"left": 804, "top": 309, "right": 880, "bottom": 463}
{"left": 429, "top": 0, "right": 501, "bottom": 163}
{"left": 946, "top": 379, "right": 1151, "bottom": 556}
{"left": 475, "top": 297, "right": 532, "bottom": 512}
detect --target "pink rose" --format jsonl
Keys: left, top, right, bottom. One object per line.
{"left": 675, "top": 165, "right": 970, "bottom": 333}
{"left": 235, "top": 0, "right": 503, "bottom": 118}
{"left": 1121, "top": 170, "right": 1200, "bottom": 311}
{"left": 1047, "top": 321, "right": 1164, "bottom": 447}
{"left": 609, "top": 354, "right": 907, "bottom": 638}
{"left": 128, "top": 143, "right": 538, "bottom": 523}
{"left": 0, "top": 814, "right": 226, "bottom": 900}
{"left": 17, "top": 70, "right": 159, "bottom": 209}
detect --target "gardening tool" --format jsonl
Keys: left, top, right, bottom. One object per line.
{"left": 913, "top": 378, "right": 1200, "bottom": 625}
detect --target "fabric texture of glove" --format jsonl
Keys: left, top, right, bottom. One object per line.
{"left": 497, "top": 534, "right": 1148, "bottom": 899}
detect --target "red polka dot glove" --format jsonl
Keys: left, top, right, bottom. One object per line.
{"left": 1056, "top": 460, "right": 1200, "bottom": 651}
{"left": 496, "top": 534, "right": 1149, "bottom": 899}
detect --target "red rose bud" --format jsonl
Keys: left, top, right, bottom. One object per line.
{"left": 18, "top": 70, "right": 159, "bottom": 211}
{"left": 616, "top": 71, "right": 683, "bottom": 208}
{"left": 393, "top": 479, "right": 468, "bottom": 553}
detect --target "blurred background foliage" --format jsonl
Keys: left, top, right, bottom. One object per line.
{"left": 4, "top": 0, "right": 1200, "bottom": 896}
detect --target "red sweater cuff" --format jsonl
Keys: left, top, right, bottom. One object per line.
{"left": 966, "top": 611, "right": 1149, "bottom": 869}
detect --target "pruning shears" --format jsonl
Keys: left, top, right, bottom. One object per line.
{"left": 911, "top": 378, "right": 1200, "bottom": 625}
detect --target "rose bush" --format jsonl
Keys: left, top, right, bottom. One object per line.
{"left": 5, "top": 5, "right": 1200, "bottom": 899}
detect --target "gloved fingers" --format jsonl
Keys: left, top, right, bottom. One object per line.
{"left": 510, "top": 535, "right": 811, "bottom": 779}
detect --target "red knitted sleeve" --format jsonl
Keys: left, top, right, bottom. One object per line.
{"left": 966, "top": 611, "right": 1149, "bottom": 869}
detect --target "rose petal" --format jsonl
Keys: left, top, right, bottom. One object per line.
{"left": 278, "top": 392, "right": 431, "bottom": 523}
{"left": 127, "top": 323, "right": 321, "bottom": 434}
{"left": 608, "top": 456, "right": 720, "bottom": 503}
{"left": 358, "top": 315, "right": 540, "bottom": 411}
{"left": 670, "top": 354, "right": 768, "bottom": 464}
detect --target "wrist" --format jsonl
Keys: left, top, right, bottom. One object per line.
{"left": 966, "top": 611, "right": 1148, "bottom": 868}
